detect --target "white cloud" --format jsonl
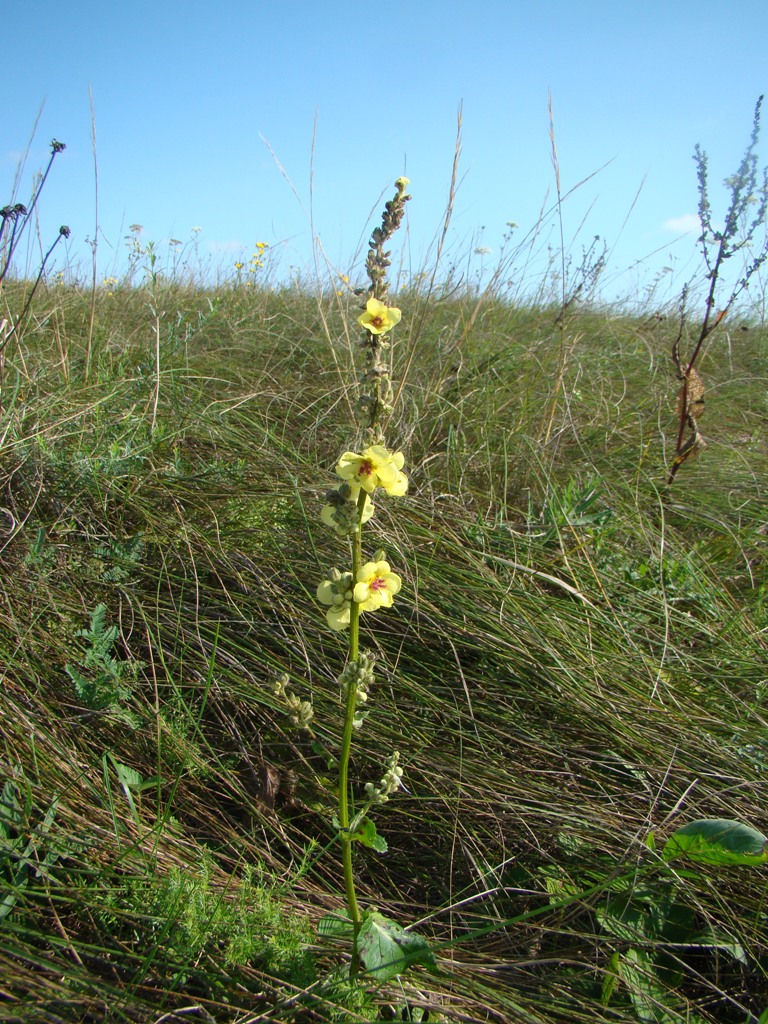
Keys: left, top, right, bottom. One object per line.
{"left": 662, "top": 214, "right": 701, "bottom": 234}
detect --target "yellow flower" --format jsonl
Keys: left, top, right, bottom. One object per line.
{"left": 317, "top": 574, "right": 354, "bottom": 631}
{"left": 354, "top": 560, "right": 402, "bottom": 613}
{"left": 358, "top": 297, "right": 401, "bottom": 336}
{"left": 336, "top": 446, "right": 408, "bottom": 496}
{"left": 395, "top": 177, "right": 410, "bottom": 190}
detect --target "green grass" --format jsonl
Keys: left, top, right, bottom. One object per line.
{"left": 1, "top": 274, "right": 767, "bottom": 1022}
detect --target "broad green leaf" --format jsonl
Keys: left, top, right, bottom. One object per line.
{"left": 657, "top": 898, "right": 695, "bottom": 942}
{"left": 663, "top": 818, "right": 768, "bottom": 866}
{"left": 618, "top": 948, "right": 678, "bottom": 1024}
{"left": 0, "top": 888, "right": 21, "bottom": 923}
{"left": 600, "top": 950, "right": 620, "bottom": 1006}
{"left": 350, "top": 817, "right": 388, "bottom": 853}
{"left": 318, "top": 909, "right": 355, "bottom": 940}
{"left": 356, "top": 911, "right": 435, "bottom": 982}
{"left": 684, "top": 928, "right": 746, "bottom": 963}
{"left": 596, "top": 900, "right": 651, "bottom": 943}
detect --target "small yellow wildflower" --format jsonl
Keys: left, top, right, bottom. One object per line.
{"left": 358, "top": 297, "right": 401, "bottom": 336}
{"left": 336, "top": 446, "right": 408, "bottom": 496}
{"left": 354, "top": 560, "right": 402, "bottom": 613}
{"left": 317, "top": 574, "right": 354, "bottom": 631}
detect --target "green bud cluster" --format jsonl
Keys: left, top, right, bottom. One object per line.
{"left": 339, "top": 652, "right": 376, "bottom": 719}
{"left": 364, "top": 751, "right": 403, "bottom": 806}
{"left": 356, "top": 178, "right": 411, "bottom": 442}
{"left": 322, "top": 482, "right": 366, "bottom": 536}
{"left": 272, "top": 672, "right": 314, "bottom": 731}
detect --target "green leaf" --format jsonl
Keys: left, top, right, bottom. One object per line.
{"left": 350, "top": 817, "right": 388, "bottom": 853}
{"left": 356, "top": 911, "right": 435, "bottom": 982}
{"left": 663, "top": 818, "right": 768, "bottom": 866}
{"left": 352, "top": 710, "right": 370, "bottom": 730}
{"left": 114, "top": 762, "right": 143, "bottom": 790}
{"left": 684, "top": 928, "right": 746, "bottom": 964}
{"left": 0, "top": 782, "right": 23, "bottom": 841}
{"left": 0, "top": 886, "right": 23, "bottom": 923}
{"left": 601, "top": 950, "right": 620, "bottom": 1007}
{"left": 318, "top": 910, "right": 355, "bottom": 941}
{"left": 617, "top": 948, "right": 677, "bottom": 1024}
{"left": 597, "top": 900, "right": 652, "bottom": 943}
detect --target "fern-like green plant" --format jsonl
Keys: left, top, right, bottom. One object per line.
{"left": 65, "top": 603, "right": 142, "bottom": 726}
{"left": 95, "top": 532, "right": 145, "bottom": 583}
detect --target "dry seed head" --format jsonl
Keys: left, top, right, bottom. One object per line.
{"left": 676, "top": 367, "right": 705, "bottom": 422}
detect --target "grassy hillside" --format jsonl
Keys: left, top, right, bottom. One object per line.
{"left": 1, "top": 272, "right": 767, "bottom": 1023}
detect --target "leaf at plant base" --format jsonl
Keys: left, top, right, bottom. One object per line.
{"left": 684, "top": 927, "right": 747, "bottom": 964}
{"left": 356, "top": 911, "right": 435, "bottom": 982}
{"left": 351, "top": 817, "right": 388, "bottom": 853}
{"left": 663, "top": 818, "right": 768, "bottom": 866}
{"left": 618, "top": 948, "right": 678, "bottom": 1024}
{"left": 600, "top": 950, "right": 620, "bottom": 1007}
{"left": 318, "top": 910, "right": 355, "bottom": 941}
{"left": 596, "top": 899, "right": 652, "bottom": 943}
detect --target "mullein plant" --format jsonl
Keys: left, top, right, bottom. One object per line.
{"left": 282, "top": 178, "right": 433, "bottom": 981}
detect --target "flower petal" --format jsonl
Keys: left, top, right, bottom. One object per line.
{"left": 327, "top": 605, "right": 351, "bottom": 630}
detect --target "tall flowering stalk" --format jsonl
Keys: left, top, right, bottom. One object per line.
{"left": 314, "top": 180, "right": 432, "bottom": 981}
{"left": 354, "top": 176, "right": 410, "bottom": 443}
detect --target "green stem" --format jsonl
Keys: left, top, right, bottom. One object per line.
{"left": 338, "top": 490, "right": 368, "bottom": 973}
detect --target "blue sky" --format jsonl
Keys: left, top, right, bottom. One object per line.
{"left": 4, "top": 0, "right": 766, "bottom": 305}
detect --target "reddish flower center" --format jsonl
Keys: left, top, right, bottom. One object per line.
{"left": 370, "top": 576, "right": 387, "bottom": 592}
{"left": 359, "top": 458, "right": 374, "bottom": 477}
{"left": 370, "top": 315, "right": 385, "bottom": 329}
